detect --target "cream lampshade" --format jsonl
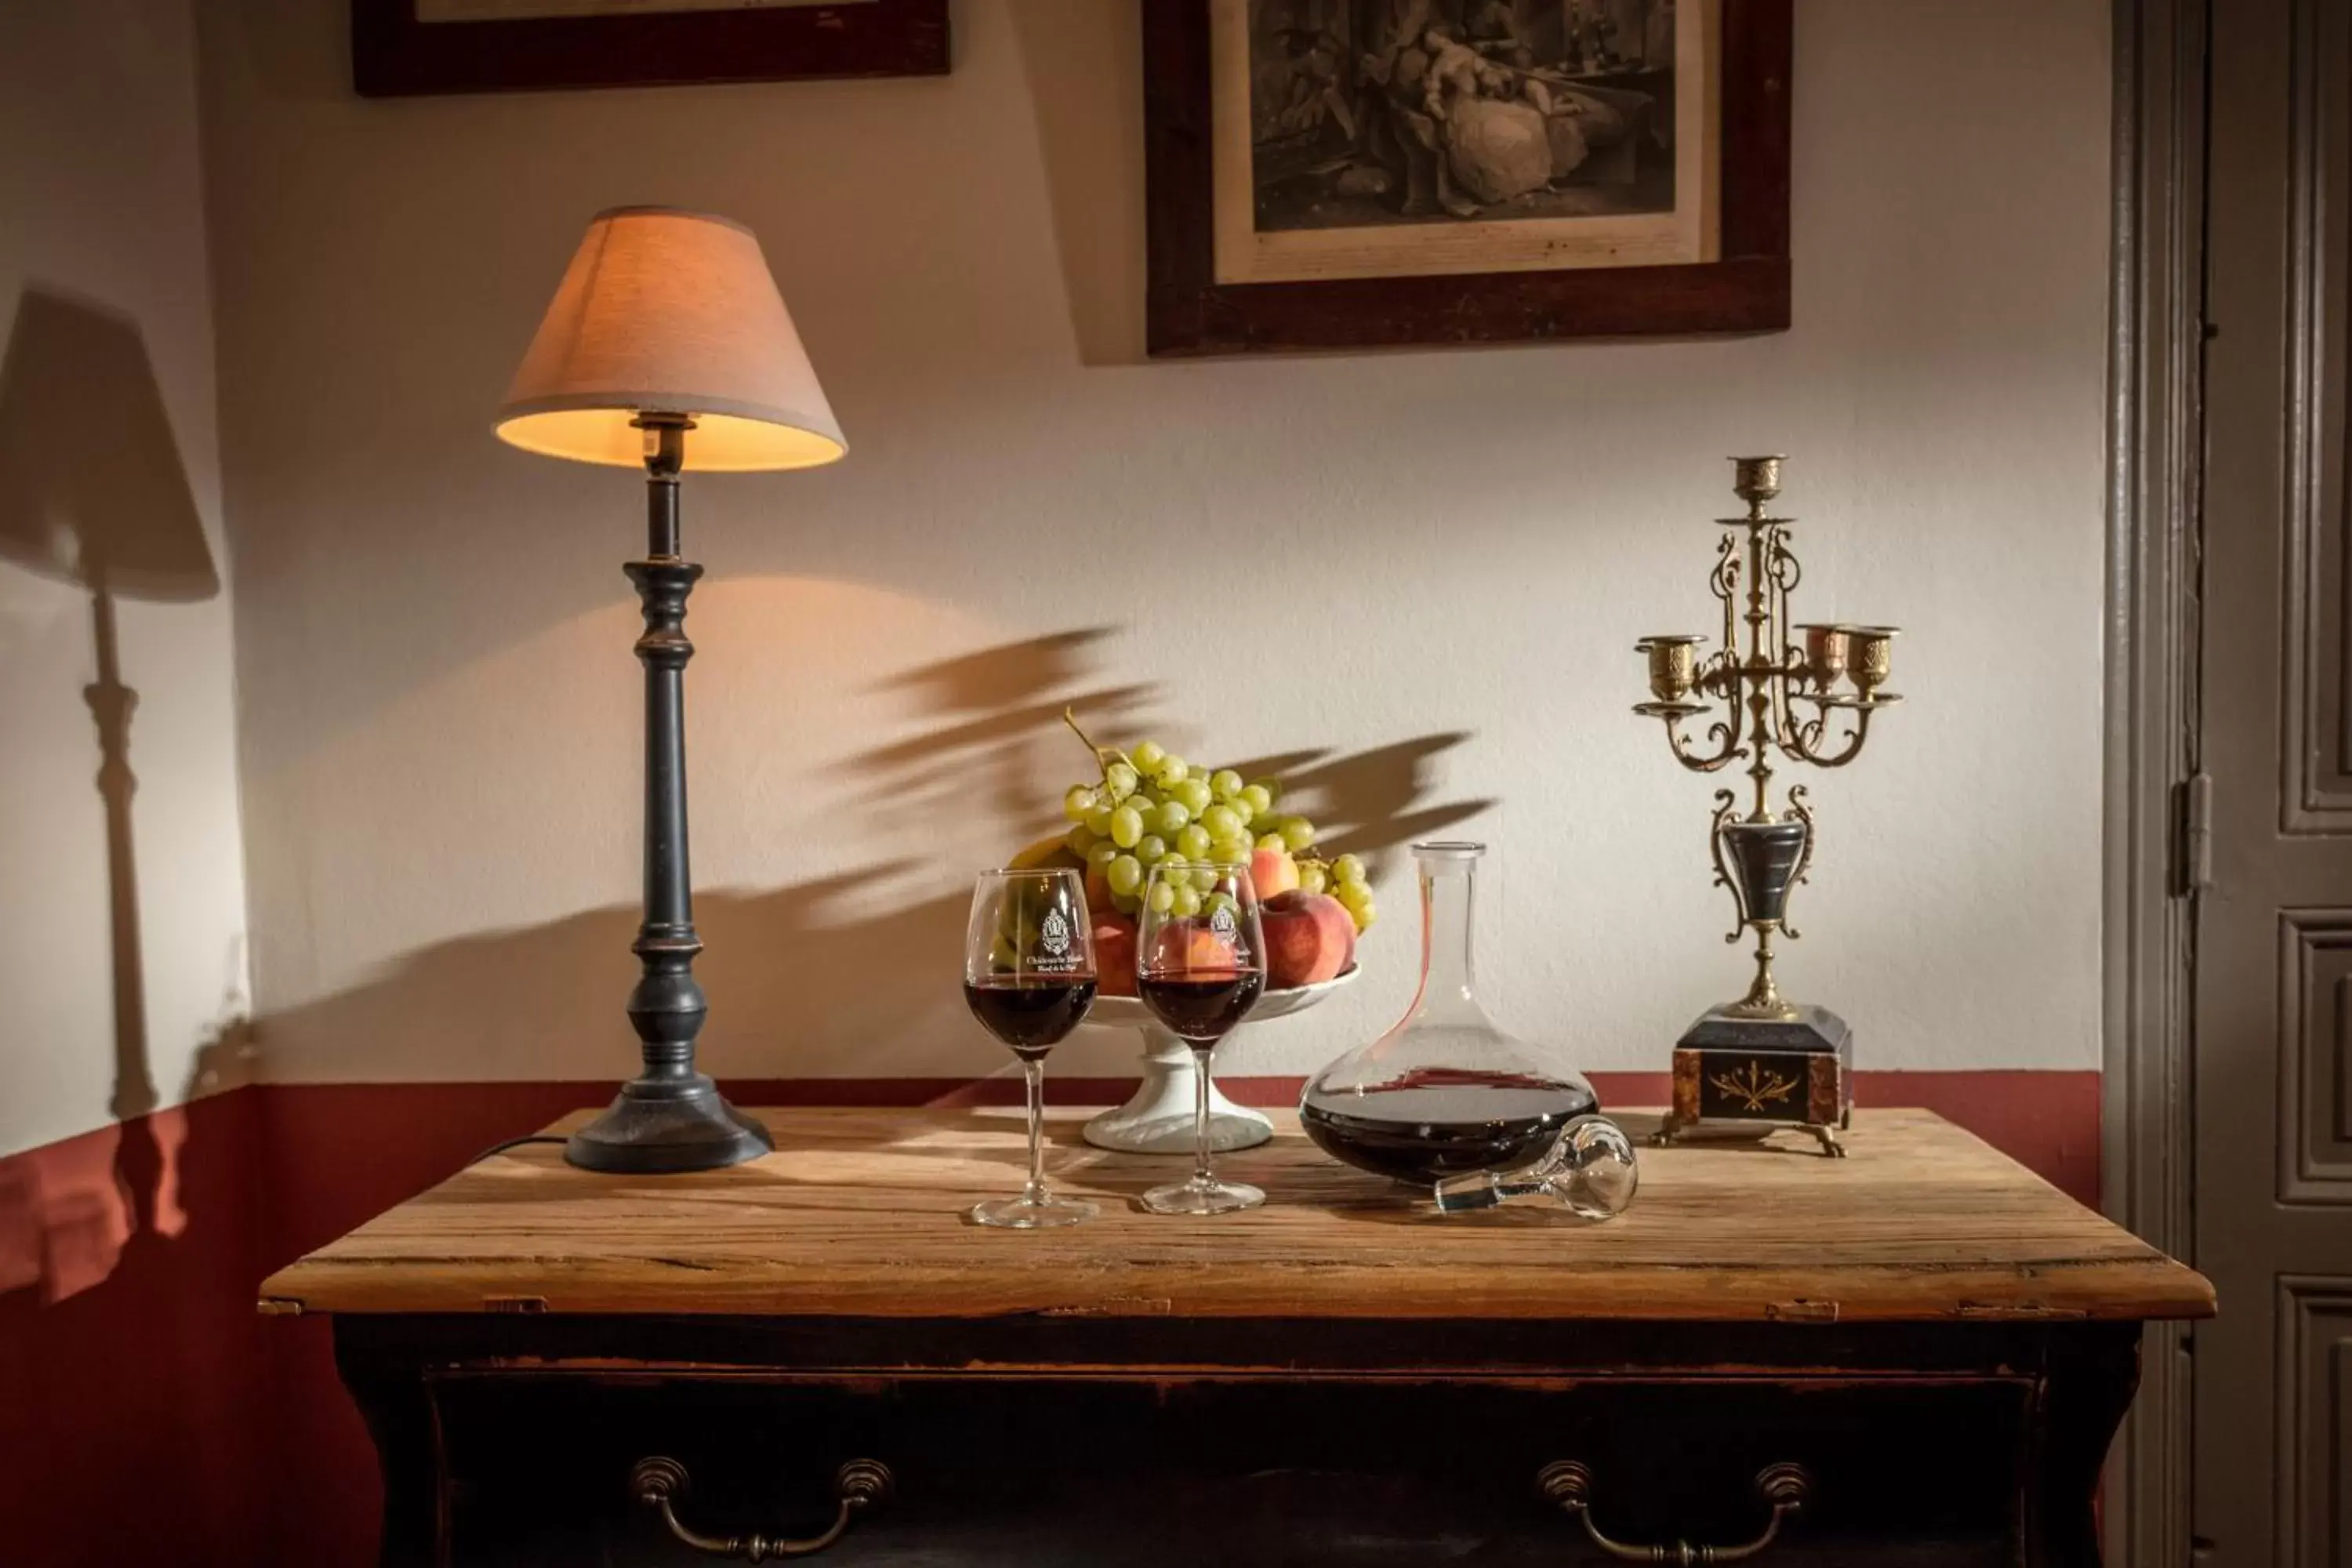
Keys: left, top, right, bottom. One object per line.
{"left": 494, "top": 205, "right": 847, "bottom": 472}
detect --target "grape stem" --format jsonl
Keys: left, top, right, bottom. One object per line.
{"left": 1062, "top": 706, "right": 1131, "bottom": 782}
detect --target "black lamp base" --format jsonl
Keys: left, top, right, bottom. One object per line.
{"left": 564, "top": 1075, "right": 774, "bottom": 1174}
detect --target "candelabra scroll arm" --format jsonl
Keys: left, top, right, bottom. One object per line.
{"left": 1766, "top": 522, "right": 1802, "bottom": 601}
{"left": 1708, "top": 789, "right": 1748, "bottom": 942}
{"left": 1788, "top": 702, "right": 1877, "bottom": 768}
{"left": 1664, "top": 710, "right": 1744, "bottom": 773}
{"left": 1709, "top": 530, "right": 1740, "bottom": 656}
{"left": 1780, "top": 785, "right": 1814, "bottom": 940}
{"left": 1766, "top": 524, "right": 1806, "bottom": 751}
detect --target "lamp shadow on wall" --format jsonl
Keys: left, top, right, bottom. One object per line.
{"left": 0, "top": 286, "right": 220, "bottom": 1303}
{"left": 0, "top": 288, "right": 268, "bottom": 1552}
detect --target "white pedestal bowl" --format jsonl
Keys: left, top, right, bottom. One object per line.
{"left": 1079, "top": 967, "right": 1359, "bottom": 1155}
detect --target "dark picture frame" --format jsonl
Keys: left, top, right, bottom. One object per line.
{"left": 1144, "top": 0, "right": 1790, "bottom": 356}
{"left": 351, "top": 0, "right": 949, "bottom": 98}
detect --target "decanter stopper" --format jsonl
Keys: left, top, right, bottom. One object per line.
{"left": 1432, "top": 1115, "right": 1639, "bottom": 1221}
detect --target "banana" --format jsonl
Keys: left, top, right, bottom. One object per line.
{"left": 1006, "top": 833, "right": 1083, "bottom": 872}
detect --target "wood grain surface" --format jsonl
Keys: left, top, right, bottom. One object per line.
{"left": 260, "top": 1108, "right": 2212, "bottom": 1324}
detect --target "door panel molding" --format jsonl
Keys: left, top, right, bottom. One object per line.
{"left": 2279, "top": 0, "right": 2352, "bottom": 835}
{"left": 2280, "top": 910, "right": 2352, "bottom": 1202}
{"left": 2276, "top": 1277, "right": 2352, "bottom": 1567}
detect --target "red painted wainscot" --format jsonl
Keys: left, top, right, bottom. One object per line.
{"left": 0, "top": 1071, "right": 2098, "bottom": 1568}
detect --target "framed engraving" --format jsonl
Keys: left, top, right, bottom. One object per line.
{"left": 1145, "top": 0, "right": 1790, "bottom": 355}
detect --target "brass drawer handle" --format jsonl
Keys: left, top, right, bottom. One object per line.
{"left": 1537, "top": 1460, "right": 1810, "bottom": 1565}
{"left": 630, "top": 1456, "right": 892, "bottom": 1561}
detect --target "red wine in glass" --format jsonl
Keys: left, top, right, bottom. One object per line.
{"left": 964, "top": 977, "right": 1099, "bottom": 1059}
{"left": 1137, "top": 971, "right": 1265, "bottom": 1042}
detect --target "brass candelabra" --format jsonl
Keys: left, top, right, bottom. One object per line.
{"left": 1633, "top": 456, "right": 1902, "bottom": 1155}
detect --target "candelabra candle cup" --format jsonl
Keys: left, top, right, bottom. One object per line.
{"left": 1795, "top": 623, "right": 1849, "bottom": 691}
{"left": 1639, "top": 636, "right": 1704, "bottom": 703}
{"left": 1847, "top": 626, "right": 1899, "bottom": 699}
{"left": 1730, "top": 454, "right": 1784, "bottom": 506}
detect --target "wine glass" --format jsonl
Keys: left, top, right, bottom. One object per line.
{"left": 1135, "top": 858, "right": 1269, "bottom": 1215}
{"left": 963, "top": 868, "right": 1099, "bottom": 1229}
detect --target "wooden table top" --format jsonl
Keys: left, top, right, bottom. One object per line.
{"left": 260, "top": 1107, "right": 2214, "bottom": 1325}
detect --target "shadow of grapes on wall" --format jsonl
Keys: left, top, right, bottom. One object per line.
{"left": 248, "top": 630, "right": 1162, "bottom": 1089}
{"left": 241, "top": 630, "right": 1490, "bottom": 1093}
{"left": 844, "top": 631, "right": 1491, "bottom": 887}
{"left": 1225, "top": 734, "right": 1494, "bottom": 883}
{"left": 841, "top": 627, "right": 1160, "bottom": 842}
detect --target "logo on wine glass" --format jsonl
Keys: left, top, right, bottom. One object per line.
{"left": 1040, "top": 908, "right": 1072, "bottom": 957}
{"left": 1209, "top": 903, "right": 1237, "bottom": 942}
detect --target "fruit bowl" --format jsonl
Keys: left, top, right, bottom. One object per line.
{"left": 1080, "top": 965, "right": 1360, "bottom": 1154}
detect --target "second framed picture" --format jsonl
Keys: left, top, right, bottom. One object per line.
{"left": 1145, "top": 0, "right": 1790, "bottom": 356}
{"left": 352, "top": 0, "right": 949, "bottom": 97}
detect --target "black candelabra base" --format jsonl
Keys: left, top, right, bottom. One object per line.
{"left": 1653, "top": 1004, "right": 1853, "bottom": 1158}
{"left": 565, "top": 1074, "right": 773, "bottom": 1174}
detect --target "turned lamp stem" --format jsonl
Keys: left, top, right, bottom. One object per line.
{"left": 626, "top": 416, "right": 702, "bottom": 1087}
{"left": 563, "top": 414, "right": 774, "bottom": 1173}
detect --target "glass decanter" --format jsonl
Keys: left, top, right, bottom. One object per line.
{"left": 1299, "top": 841, "right": 1599, "bottom": 1182}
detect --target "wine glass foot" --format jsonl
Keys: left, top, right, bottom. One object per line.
{"left": 971, "top": 1193, "right": 1098, "bottom": 1229}
{"left": 1140, "top": 1178, "right": 1265, "bottom": 1216}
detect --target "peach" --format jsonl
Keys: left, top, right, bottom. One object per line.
{"left": 1250, "top": 846, "right": 1301, "bottom": 899}
{"left": 1260, "top": 891, "right": 1355, "bottom": 989}
{"left": 1094, "top": 915, "right": 1138, "bottom": 997}
{"left": 1145, "top": 918, "right": 1243, "bottom": 976}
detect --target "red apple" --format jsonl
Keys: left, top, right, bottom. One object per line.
{"left": 1250, "top": 846, "right": 1300, "bottom": 899}
{"left": 1261, "top": 890, "right": 1355, "bottom": 989}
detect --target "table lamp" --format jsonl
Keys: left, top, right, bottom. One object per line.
{"left": 495, "top": 206, "right": 846, "bottom": 1173}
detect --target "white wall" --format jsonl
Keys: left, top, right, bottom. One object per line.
{"left": 0, "top": 0, "right": 252, "bottom": 1156}
{"left": 198, "top": 0, "right": 2111, "bottom": 1091}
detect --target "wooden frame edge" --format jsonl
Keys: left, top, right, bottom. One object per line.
{"left": 2100, "top": 0, "right": 2206, "bottom": 1560}
{"left": 350, "top": 0, "right": 951, "bottom": 98}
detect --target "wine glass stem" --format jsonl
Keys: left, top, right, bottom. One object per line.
{"left": 1022, "top": 1057, "right": 1048, "bottom": 1204}
{"left": 1192, "top": 1044, "right": 1214, "bottom": 1187}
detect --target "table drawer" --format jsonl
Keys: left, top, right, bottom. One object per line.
{"left": 426, "top": 1372, "right": 2029, "bottom": 1566}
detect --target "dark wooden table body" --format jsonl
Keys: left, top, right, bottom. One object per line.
{"left": 267, "top": 1109, "right": 2214, "bottom": 1566}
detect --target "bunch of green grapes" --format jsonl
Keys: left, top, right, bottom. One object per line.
{"left": 1060, "top": 713, "right": 1320, "bottom": 920}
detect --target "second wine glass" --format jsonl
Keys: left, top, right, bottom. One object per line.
{"left": 1136, "top": 859, "right": 1269, "bottom": 1215}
